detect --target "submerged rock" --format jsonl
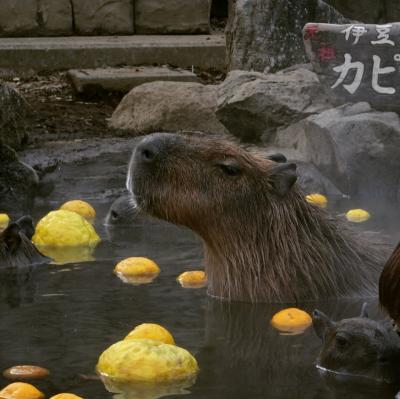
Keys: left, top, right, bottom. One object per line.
{"left": 110, "top": 81, "right": 229, "bottom": 136}
{"left": 275, "top": 102, "right": 400, "bottom": 205}
{"left": 216, "top": 67, "right": 332, "bottom": 142}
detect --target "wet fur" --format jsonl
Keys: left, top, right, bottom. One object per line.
{"left": 379, "top": 243, "right": 400, "bottom": 323}
{"left": 129, "top": 133, "right": 388, "bottom": 303}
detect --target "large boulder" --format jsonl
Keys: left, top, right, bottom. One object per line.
{"left": 135, "top": 0, "right": 211, "bottom": 34}
{"left": 0, "top": 84, "right": 30, "bottom": 150}
{"left": 0, "top": 0, "right": 72, "bottom": 36}
{"left": 71, "top": 0, "right": 134, "bottom": 35}
{"left": 216, "top": 66, "right": 332, "bottom": 143}
{"left": 109, "top": 81, "right": 229, "bottom": 136}
{"left": 275, "top": 102, "right": 400, "bottom": 205}
{"left": 226, "top": 0, "right": 350, "bottom": 73}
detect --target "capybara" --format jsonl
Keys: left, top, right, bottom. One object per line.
{"left": 379, "top": 242, "right": 400, "bottom": 325}
{"left": 0, "top": 216, "right": 49, "bottom": 268}
{"left": 0, "top": 144, "right": 53, "bottom": 218}
{"left": 127, "top": 133, "right": 388, "bottom": 303}
{"left": 105, "top": 192, "right": 142, "bottom": 226}
{"left": 313, "top": 304, "right": 400, "bottom": 383}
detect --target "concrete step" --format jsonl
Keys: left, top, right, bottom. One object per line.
{"left": 67, "top": 66, "right": 199, "bottom": 94}
{"left": 0, "top": 35, "right": 226, "bottom": 78}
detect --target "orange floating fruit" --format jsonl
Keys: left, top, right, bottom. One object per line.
{"left": 305, "top": 194, "right": 328, "bottom": 208}
{"left": 49, "top": 394, "right": 83, "bottom": 399}
{"left": 114, "top": 257, "right": 160, "bottom": 285}
{"left": 3, "top": 366, "right": 50, "bottom": 380}
{"left": 60, "top": 200, "right": 96, "bottom": 222}
{"left": 177, "top": 271, "right": 207, "bottom": 288}
{"left": 125, "top": 323, "right": 175, "bottom": 345}
{"left": 0, "top": 382, "right": 44, "bottom": 399}
{"left": 271, "top": 308, "right": 312, "bottom": 334}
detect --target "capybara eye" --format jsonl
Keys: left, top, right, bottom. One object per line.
{"left": 217, "top": 161, "right": 242, "bottom": 177}
{"left": 335, "top": 334, "right": 349, "bottom": 350}
{"left": 111, "top": 210, "right": 119, "bottom": 220}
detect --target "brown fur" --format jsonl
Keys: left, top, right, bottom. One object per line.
{"left": 128, "top": 133, "right": 388, "bottom": 303}
{"left": 379, "top": 243, "right": 400, "bottom": 323}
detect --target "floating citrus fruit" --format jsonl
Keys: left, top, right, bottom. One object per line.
{"left": 60, "top": 200, "right": 96, "bottom": 222}
{"left": 271, "top": 308, "right": 312, "bottom": 334}
{"left": 0, "top": 382, "right": 44, "bottom": 399}
{"left": 49, "top": 394, "right": 83, "bottom": 399}
{"left": 3, "top": 365, "right": 50, "bottom": 380}
{"left": 97, "top": 339, "right": 198, "bottom": 383}
{"left": 125, "top": 323, "right": 175, "bottom": 345}
{"left": 32, "top": 210, "right": 100, "bottom": 247}
{"left": 177, "top": 271, "right": 207, "bottom": 288}
{"left": 346, "top": 209, "right": 370, "bottom": 223}
{"left": 305, "top": 194, "right": 328, "bottom": 208}
{"left": 0, "top": 214, "right": 10, "bottom": 230}
{"left": 114, "top": 257, "right": 160, "bottom": 285}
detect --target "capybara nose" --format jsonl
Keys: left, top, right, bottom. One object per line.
{"left": 135, "top": 134, "right": 171, "bottom": 164}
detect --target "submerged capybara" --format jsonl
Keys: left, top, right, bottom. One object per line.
{"left": 127, "top": 133, "right": 388, "bottom": 303}
{"left": 313, "top": 304, "right": 400, "bottom": 383}
{"left": 0, "top": 216, "right": 49, "bottom": 268}
{"left": 379, "top": 242, "right": 400, "bottom": 325}
{"left": 0, "top": 144, "right": 53, "bottom": 217}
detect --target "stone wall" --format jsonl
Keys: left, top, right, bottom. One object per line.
{"left": 0, "top": 0, "right": 212, "bottom": 36}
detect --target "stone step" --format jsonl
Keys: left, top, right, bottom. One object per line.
{"left": 67, "top": 66, "right": 199, "bottom": 94}
{"left": 0, "top": 35, "right": 226, "bottom": 78}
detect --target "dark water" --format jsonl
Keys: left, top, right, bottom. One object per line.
{"left": 1, "top": 153, "right": 400, "bottom": 398}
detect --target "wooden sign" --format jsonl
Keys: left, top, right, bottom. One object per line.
{"left": 303, "top": 23, "right": 400, "bottom": 111}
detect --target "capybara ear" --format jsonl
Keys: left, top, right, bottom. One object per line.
{"left": 269, "top": 163, "right": 297, "bottom": 197}
{"left": 15, "top": 216, "right": 35, "bottom": 240}
{"left": 266, "top": 153, "right": 287, "bottom": 163}
{"left": 360, "top": 302, "right": 369, "bottom": 318}
{"left": 312, "top": 310, "right": 335, "bottom": 340}
{"left": 2, "top": 222, "right": 21, "bottom": 251}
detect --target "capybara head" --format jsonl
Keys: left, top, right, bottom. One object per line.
{"left": 313, "top": 304, "right": 400, "bottom": 383}
{"left": 105, "top": 192, "right": 142, "bottom": 226}
{"left": 0, "top": 144, "right": 54, "bottom": 218}
{"left": 127, "top": 133, "right": 385, "bottom": 302}
{"left": 379, "top": 242, "right": 400, "bottom": 326}
{"left": 0, "top": 216, "right": 49, "bottom": 268}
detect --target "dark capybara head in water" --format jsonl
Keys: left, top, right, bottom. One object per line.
{"left": 313, "top": 304, "right": 400, "bottom": 383}
{"left": 128, "top": 133, "right": 386, "bottom": 303}
{"left": 0, "top": 144, "right": 54, "bottom": 217}
{"left": 0, "top": 216, "right": 49, "bottom": 268}
{"left": 105, "top": 192, "right": 144, "bottom": 226}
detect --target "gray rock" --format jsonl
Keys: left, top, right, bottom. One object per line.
{"left": 324, "top": 0, "right": 382, "bottom": 23}
{"left": 296, "top": 162, "right": 344, "bottom": 197}
{"left": 36, "top": 0, "right": 73, "bottom": 35}
{"left": 110, "top": 81, "right": 229, "bottom": 136}
{"left": 71, "top": 0, "right": 134, "bottom": 35}
{"left": 0, "top": 0, "right": 72, "bottom": 36}
{"left": 275, "top": 103, "right": 400, "bottom": 205}
{"left": 216, "top": 67, "right": 332, "bottom": 142}
{"left": 226, "top": 0, "right": 350, "bottom": 73}
{"left": 0, "top": 84, "right": 30, "bottom": 150}
{"left": 135, "top": 0, "right": 211, "bottom": 34}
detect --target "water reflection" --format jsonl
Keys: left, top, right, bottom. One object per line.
{"left": 101, "top": 376, "right": 197, "bottom": 399}
{"left": 0, "top": 201, "right": 399, "bottom": 398}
